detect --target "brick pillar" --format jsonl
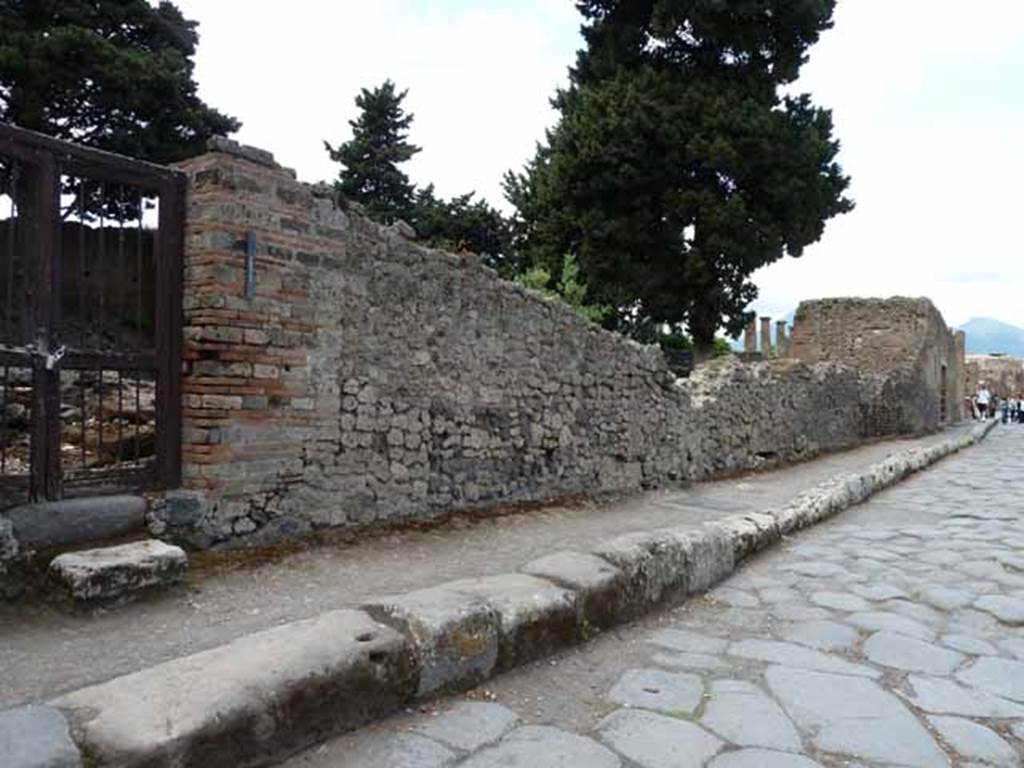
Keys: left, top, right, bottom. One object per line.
{"left": 760, "top": 317, "right": 772, "bottom": 355}
{"left": 743, "top": 319, "right": 757, "bottom": 353}
{"left": 776, "top": 320, "right": 788, "bottom": 357}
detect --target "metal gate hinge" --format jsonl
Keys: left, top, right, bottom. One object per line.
{"left": 44, "top": 344, "right": 66, "bottom": 371}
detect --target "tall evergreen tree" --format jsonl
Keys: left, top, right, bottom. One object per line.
{"left": 0, "top": 0, "right": 239, "bottom": 163}
{"left": 507, "top": 0, "right": 853, "bottom": 356}
{"left": 325, "top": 80, "right": 420, "bottom": 224}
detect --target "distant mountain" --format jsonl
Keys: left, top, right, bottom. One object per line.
{"left": 958, "top": 317, "right": 1024, "bottom": 357}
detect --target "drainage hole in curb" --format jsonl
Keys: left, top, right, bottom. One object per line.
{"left": 368, "top": 651, "right": 386, "bottom": 664}
{"left": 356, "top": 632, "right": 375, "bottom": 643}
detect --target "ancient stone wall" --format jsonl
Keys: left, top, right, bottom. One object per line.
{"left": 155, "top": 141, "right": 956, "bottom": 549}
{"left": 787, "top": 297, "right": 965, "bottom": 428}
{"left": 965, "top": 354, "right": 1024, "bottom": 399}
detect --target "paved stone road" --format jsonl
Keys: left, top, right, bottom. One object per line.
{"left": 283, "top": 424, "right": 1024, "bottom": 767}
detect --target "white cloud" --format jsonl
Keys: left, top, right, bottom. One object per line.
{"left": 753, "top": 0, "right": 1024, "bottom": 328}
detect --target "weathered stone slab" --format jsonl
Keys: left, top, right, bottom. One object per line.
{"left": 598, "top": 709, "right": 722, "bottom": 768}
{"left": 701, "top": 679, "right": 801, "bottom": 752}
{"left": 521, "top": 550, "right": 627, "bottom": 629}
{"left": 608, "top": 668, "right": 704, "bottom": 714}
{"left": 410, "top": 701, "right": 518, "bottom": 752}
{"left": 862, "top": 631, "right": 964, "bottom": 675}
{"left": 956, "top": 656, "right": 1024, "bottom": 703}
{"left": 728, "top": 639, "right": 878, "bottom": 678}
{"left": 711, "top": 512, "right": 780, "bottom": 562}
{"left": 444, "top": 574, "right": 580, "bottom": 671}
{"left": 926, "top": 715, "right": 1018, "bottom": 765}
{"left": 845, "top": 610, "right": 935, "bottom": 639}
{"left": 676, "top": 525, "right": 735, "bottom": 594}
{"left": 49, "top": 540, "right": 186, "bottom": 603}
{"left": 52, "top": 609, "right": 417, "bottom": 768}
{"left": 363, "top": 586, "right": 499, "bottom": 697}
{"left": 592, "top": 531, "right": 690, "bottom": 612}
{"left": 461, "top": 726, "right": 620, "bottom": 768}
{"left": 917, "top": 585, "right": 975, "bottom": 610}
{"left": 973, "top": 595, "right": 1024, "bottom": 625}
{"left": 781, "top": 620, "right": 859, "bottom": 652}
{"left": 647, "top": 628, "right": 728, "bottom": 655}
{"left": 809, "top": 591, "right": 871, "bottom": 612}
{"left": 766, "top": 667, "right": 946, "bottom": 767}
{"left": 939, "top": 633, "right": 998, "bottom": 656}
{"left": 651, "top": 651, "right": 731, "bottom": 671}
{"left": 3, "top": 495, "right": 145, "bottom": 551}
{"left": 0, "top": 705, "right": 81, "bottom": 768}
{"left": 709, "top": 750, "right": 824, "bottom": 768}
{"left": 904, "top": 675, "right": 1024, "bottom": 718}
{"left": 327, "top": 732, "right": 455, "bottom": 768}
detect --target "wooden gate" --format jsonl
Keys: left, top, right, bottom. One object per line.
{"left": 0, "top": 123, "right": 183, "bottom": 509}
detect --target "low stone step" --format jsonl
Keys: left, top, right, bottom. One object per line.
{"left": 2, "top": 495, "right": 146, "bottom": 553}
{"left": 49, "top": 540, "right": 187, "bottom": 604}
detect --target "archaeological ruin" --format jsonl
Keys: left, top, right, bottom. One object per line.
{"left": 0, "top": 132, "right": 971, "bottom": 593}
{"left": 965, "top": 353, "right": 1024, "bottom": 399}
{"left": 138, "top": 139, "right": 967, "bottom": 550}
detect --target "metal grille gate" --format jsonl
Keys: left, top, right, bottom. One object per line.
{"left": 0, "top": 123, "right": 183, "bottom": 509}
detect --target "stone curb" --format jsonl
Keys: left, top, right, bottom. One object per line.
{"left": 3, "top": 422, "right": 997, "bottom": 768}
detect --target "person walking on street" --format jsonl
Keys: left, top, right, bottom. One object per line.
{"left": 976, "top": 384, "right": 991, "bottom": 420}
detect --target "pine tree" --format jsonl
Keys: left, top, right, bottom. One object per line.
{"left": 0, "top": 0, "right": 239, "bottom": 163}
{"left": 411, "top": 185, "right": 516, "bottom": 274}
{"left": 325, "top": 80, "right": 420, "bottom": 224}
{"left": 507, "top": 0, "right": 853, "bottom": 357}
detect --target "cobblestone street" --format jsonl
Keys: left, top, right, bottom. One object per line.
{"left": 285, "top": 424, "right": 1024, "bottom": 768}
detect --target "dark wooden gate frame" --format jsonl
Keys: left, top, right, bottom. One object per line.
{"left": 0, "top": 123, "right": 184, "bottom": 502}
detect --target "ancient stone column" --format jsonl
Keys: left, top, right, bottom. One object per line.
{"left": 760, "top": 317, "right": 772, "bottom": 355}
{"left": 954, "top": 330, "right": 967, "bottom": 420}
{"left": 743, "top": 320, "right": 757, "bottom": 353}
{"left": 776, "top": 320, "right": 788, "bottom": 357}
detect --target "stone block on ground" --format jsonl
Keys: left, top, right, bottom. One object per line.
{"left": 3, "top": 495, "right": 145, "bottom": 552}
{"left": 410, "top": 701, "right": 519, "bottom": 752}
{"left": 52, "top": 609, "right": 416, "bottom": 768}
{"left": 49, "top": 539, "right": 187, "bottom": 604}
{"left": 0, "top": 705, "right": 81, "bottom": 768}
{"left": 363, "top": 586, "right": 500, "bottom": 698}
{"left": 521, "top": 550, "right": 627, "bottom": 629}
{"left": 676, "top": 525, "right": 735, "bottom": 594}
{"left": 710, "top": 512, "right": 781, "bottom": 563}
{"left": 591, "top": 530, "right": 691, "bottom": 615}
{"left": 444, "top": 574, "right": 581, "bottom": 671}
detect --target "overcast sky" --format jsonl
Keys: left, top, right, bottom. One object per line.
{"left": 176, "top": 0, "right": 1024, "bottom": 329}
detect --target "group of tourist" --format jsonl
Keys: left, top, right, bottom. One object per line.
{"left": 968, "top": 384, "right": 1024, "bottom": 422}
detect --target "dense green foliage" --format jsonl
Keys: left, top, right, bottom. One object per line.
{"left": 0, "top": 0, "right": 239, "bottom": 163}
{"left": 506, "top": 0, "right": 853, "bottom": 354}
{"left": 326, "top": 79, "right": 420, "bottom": 224}
{"left": 411, "top": 185, "right": 516, "bottom": 274}
{"left": 514, "top": 253, "right": 611, "bottom": 323}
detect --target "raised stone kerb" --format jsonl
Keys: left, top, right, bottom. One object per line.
{"left": 521, "top": 550, "right": 628, "bottom": 630}
{"left": 22, "top": 422, "right": 998, "bottom": 763}
{"left": 591, "top": 530, "right": 691, "bottom": 614}
{"left": 52, "top": 609, "right": 417, "bottom": 768}
{"left": 442, "top": 574, "right": 582, "bottom": 671}
{"left": 362, "top": 585, "right": 501, "bottom": 698}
